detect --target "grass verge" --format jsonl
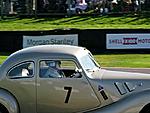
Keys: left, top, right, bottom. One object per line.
{"left": 94, "top": 54, "right": 150, "bottom": 68}
{"left": 0, "top": 15, "right": 150, "bottom": 31}
{"left": 0, "top": 53, "right": 10, "bottom": 65}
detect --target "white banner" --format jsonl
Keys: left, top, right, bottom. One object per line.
{"left": 23, "top": 34, "right": 78, "bottom": 48}
{"left": 106, "top": 34, "right": 150, "bottom": 49}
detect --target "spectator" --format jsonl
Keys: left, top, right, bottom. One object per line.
{"left": 131, "top": 0, "right": 140, "bottom": 13}
{"left": 75, "top": 0, "right": 88, "bottom": 14}
{"left": 134, "top": 0, "right": 139, "bottom": 12}
{"left": 43, "top": 0, "right": 49, "bottom": 9}
{"left": 107, "top": 0, "right": 113, "bottom": 12}
{"left": 66, "top": 0, "right": 76, "bottom": 15}
{"left": 91, "top": 0, "right": 109, "bottom": 15}
{"left": 91, "top": 0, "right": 102, "bottom": 12}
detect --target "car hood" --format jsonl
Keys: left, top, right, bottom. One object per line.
{"left": 91, "top": 69, "right": 150, "bottom": 102}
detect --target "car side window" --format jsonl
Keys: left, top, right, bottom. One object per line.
{"left": 39, "top": 60, "right": 82, "bottom": 78}
{"left": 8, "top": 62, "right": 34, "bottom": 79}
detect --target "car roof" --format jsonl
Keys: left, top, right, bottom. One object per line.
{"left": 2, "top": 45, "right": 88, "bottom": 68}
{"left": 13, "top": 45, "right": 87, "bottom": 57}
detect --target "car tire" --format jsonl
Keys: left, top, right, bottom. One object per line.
{"left": 0, "top": 104, "right": 9, "bottom": 113}
{"left": 139, "top": 103, "right": 150, "bottom": 113}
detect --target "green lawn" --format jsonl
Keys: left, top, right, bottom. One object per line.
{"left": 1, "top": 53, "right": 150, "bottom": 68}
{"left": 0, "top": 53, "right": 9, "bottom": 65}
{"left": 94, "top": 54, "right": 150, "bottom": 68}
{"left": 0, "top": 15, "right": 150, "bottom": 30}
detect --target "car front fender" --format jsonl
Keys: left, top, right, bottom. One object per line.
{"left": 0, "top": 89, "right": 19, "bottom": 113}
{"left": 87, "top": 89, "right": 150, "bottom": 113}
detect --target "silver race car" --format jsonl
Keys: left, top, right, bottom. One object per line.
{"left": 0, "top": 45, "right": 149, "bottom": 113}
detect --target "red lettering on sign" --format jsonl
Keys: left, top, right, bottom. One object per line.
{"left": 123, "top": 38, "right": 137, "bottom": 45}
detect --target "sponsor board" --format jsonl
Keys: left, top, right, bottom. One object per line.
{"left": 106, "top": 34, "right": 150, "bottom": 49}
{"left": 23, "top": 34, "right": 78, "bottom": 48}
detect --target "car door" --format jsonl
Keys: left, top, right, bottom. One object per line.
{"left": 37, "top": 59, "right": 100, "bottom": 113}
{"left": 4, "top": 61, "right": 36, "bottom": 113}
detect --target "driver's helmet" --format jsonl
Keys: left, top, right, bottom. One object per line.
{"left": 45, "top": 61, "right": 61, "bottom": 69}
{"left": 45, "top": 60, "right": 64, "bottom": 77}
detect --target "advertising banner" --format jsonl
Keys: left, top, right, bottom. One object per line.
{"left": 106, "top": 34, "right": 150, "bottom": 49}
{"left": 23, "top": 34, "right": 78, "bottom": 48}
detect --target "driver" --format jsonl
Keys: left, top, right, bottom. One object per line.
{"left": 45, "top": 61, "right": 65, "bottom": 78}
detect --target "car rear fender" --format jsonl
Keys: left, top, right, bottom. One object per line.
{"left": 88, "top": 89, "right": 150, "bottom": 113}
{"left": 0, "top": 89, "right": 19, "bottom": 113}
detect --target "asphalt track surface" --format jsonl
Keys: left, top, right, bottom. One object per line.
{"left": 104, "top": 68, "right": 150, "bottom": 74}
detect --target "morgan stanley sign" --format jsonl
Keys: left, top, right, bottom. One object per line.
{"left": 106, "top": 34, "right": 150, "bottom": 49}
{"left": 23, "top": 34, "right": 78, "bottom": 48}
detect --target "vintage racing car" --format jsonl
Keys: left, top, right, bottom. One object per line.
{"left": 0, "top": 45, "right": 150, "bottom": 113}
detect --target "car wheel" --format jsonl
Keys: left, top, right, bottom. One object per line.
{"left": 0, "top": 104, "right": 9, "bottom": 113}
{"left": 140, "top": 103, "right": 150, "bottom": 113}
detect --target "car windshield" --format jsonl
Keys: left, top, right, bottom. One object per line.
{"left": 80, "top": 53, "right": 100, "bottom": 72}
